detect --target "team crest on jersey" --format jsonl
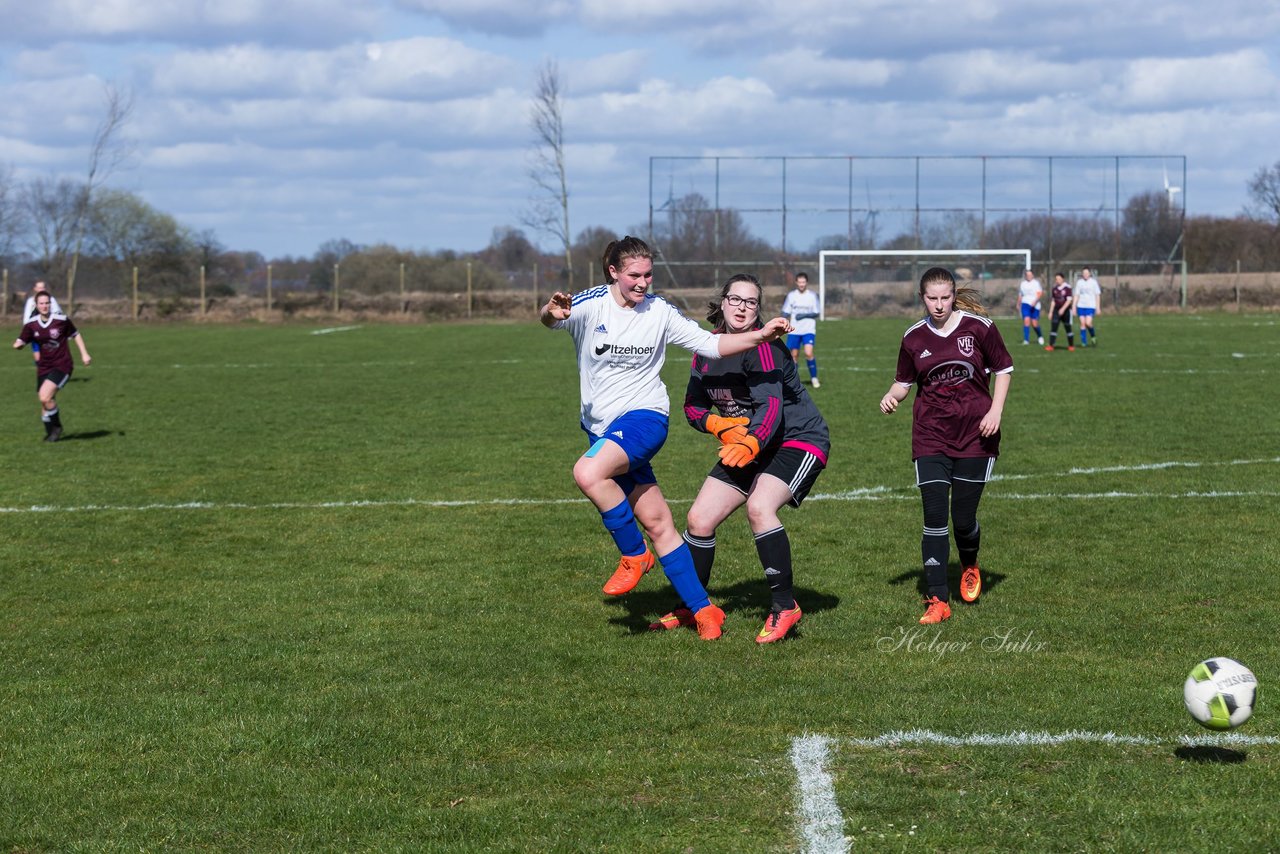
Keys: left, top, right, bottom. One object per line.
{"left": 956, "top": 335, "right": 974, "bottom": 357}
{"left": 49, "top": 328, "right": 61, "bottom": 340}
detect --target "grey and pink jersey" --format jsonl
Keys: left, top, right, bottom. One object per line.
{"left": 19, "top": 314, "right": 79, "bottom": 375}
{"left": 894, "top": 311, "right": 1013, "bottom": 460}
{"left": 684, "top": 338, "right": 830, "bottom": 463}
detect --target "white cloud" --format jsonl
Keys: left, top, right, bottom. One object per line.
{"left": 1108, "top": 50, "right": 1280, "bottom": 109}
{"left": 395, "top": 0, "right": 575, "bottom": 35}
{"left": 756, "top": 48, "right": 896, "bottom": 96}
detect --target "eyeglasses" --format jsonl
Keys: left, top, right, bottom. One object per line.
{"left": 724, "top": 294, "right": 760, "bottom": 309}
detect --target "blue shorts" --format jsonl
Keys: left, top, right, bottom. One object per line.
{"left": 1020, "top": 304, "right": 1040, "bottom": 320}
{"left": 786, "top": 333, "right": 816, "bottom": 349}
{"left": 582, "top": 409, "right": 668, "bottom": 495}
{"left": 1077, "top": 308, "right": 1096, "bottom": 318}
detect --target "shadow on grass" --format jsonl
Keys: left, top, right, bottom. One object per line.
{"left": 1174, "top": 745, "right": 1248, "bottom": 764}
{"left": 602, "top": 577, "right": 840, "bottom": 638}
{"left": 55, "top": 429, "right": 119, "bottom": 442}
{"left": 889, "top": 564, "right": 1008, "bottom": 601}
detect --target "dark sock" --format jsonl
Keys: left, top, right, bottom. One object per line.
{"left": 922, "top": 529, "right": 950, "bottom": 600}
{"left": 682, "top": 531, "right": 716, "bottom": 589}
{"left": 754, "top": 526, "right": 794, "bottom": 611}
{"left": 955, "top": 522, "right": 980, "bottom": 568}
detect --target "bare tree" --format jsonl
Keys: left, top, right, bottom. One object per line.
{"left": 522, "top": 60, "right": 573, "bottom": 289}
{"left": 66, "top": 84, "right": 135, "bottom": 309}
{"left": 21, "top": 176, "right": 82, "bottom": 282}
{"left": 0, "top": 164, "right": 23, "bottom": 265}
{"left": 1246, "top": 160, "right": 1280, "bottom": 224}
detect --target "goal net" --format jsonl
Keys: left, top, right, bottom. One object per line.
{"left": 816, "top": 249, "right": 1032, "bottom": 319}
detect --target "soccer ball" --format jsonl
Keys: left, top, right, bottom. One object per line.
{"left": 1183, "top": 657, "right": 1257, "bottom": 730}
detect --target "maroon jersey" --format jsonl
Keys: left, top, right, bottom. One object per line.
{"left": 1051, "top": 282, "right": 1073, "bottom": 309}
{"left": 19, "top": 315, "right": 80, "bottom": 375}
{"left": 894, "top": 311, "right": 1013, "bottom": 459}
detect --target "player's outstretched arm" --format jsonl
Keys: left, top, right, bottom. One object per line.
{"left": 540, "top": 292, "right": 572, "bottom": 328}
{"left": 76, "top": 335, "right": 91, "bottom": 367}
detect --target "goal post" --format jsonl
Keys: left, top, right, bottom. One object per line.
{"left": 816, "top": 249, "right": 1032, "bottom": 320}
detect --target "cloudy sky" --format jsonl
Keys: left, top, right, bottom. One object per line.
{"left": 2, "top": 0, "right": 1278, "bottom": 259}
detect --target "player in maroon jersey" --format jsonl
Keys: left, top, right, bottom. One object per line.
{"left": 880, "top": 267, "right": 1013, "bottom": 624}
{"left": 657, "top": 273, "right": 830, "bottom": 643}
{"left": 13, "top": 292, "right": 92, "bottom": 442}
{"left": 1045, "top": 272, "right": 1075, "bottom": 351}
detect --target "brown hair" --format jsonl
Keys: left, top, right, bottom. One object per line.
{"left": 706, "top": 273, "right": 764, "bottom": 332}
{"left": 918, "top": 266, "right": 989, "bottom": 317}
{"left": 600, "top": 236, "right": 653, "bottom": 283}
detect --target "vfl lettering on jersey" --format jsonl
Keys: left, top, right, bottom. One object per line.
{"left": 926, "top": 360, "right": 974, "bottom": 387}
{"left": 956, "top": 335, "right": 975, "bottom": 357}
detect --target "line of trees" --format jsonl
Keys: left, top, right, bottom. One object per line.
{"left": 3, "top": 162, "right": 1280, "bottom": 307}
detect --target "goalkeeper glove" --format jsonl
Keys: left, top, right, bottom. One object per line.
{"left": 705, "top": 414, "right": 749, "bottom": 445}
{"left": 718, "top": 434, "right": 760, "bottom": 468}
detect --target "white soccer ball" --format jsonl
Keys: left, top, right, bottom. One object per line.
{"left": 1183, "top": 657, "right": 1257, "bottom": 730}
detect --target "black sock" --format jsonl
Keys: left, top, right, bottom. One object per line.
{"left": 922, "top": 531, "right": 950, "bottom": 600}
{"left": 955, "top": 522, "right": 980, "bottom": 568}
{"left": 682, "top": 531, "right": 715, "bottom": 589}
{"left": 754, "top": 526, "right": 794, "bottom": 611}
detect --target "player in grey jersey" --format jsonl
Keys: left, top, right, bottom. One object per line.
{"left": 880, "top": 268, "right": 1012, "bottom": 625}
{"left": 655, "top": 273, "right": 830, "bottom": 643}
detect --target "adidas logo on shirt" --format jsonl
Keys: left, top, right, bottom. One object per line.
{"left": 921, "top": 349, "right": 932, "bottom": 357}
{"left": 594, "top": 324, "right": 607, "bottom": 333}
{"left": 611, "top": 430, "right": 624, "bottom": 439}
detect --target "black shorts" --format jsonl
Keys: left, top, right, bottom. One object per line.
{"left": 709, "top": 445, "right": 826, "bottom": 508}
{"left": 914, "top": 455, "right": 994, "bottom": 486}
{"left": 37, "top": 369, "right": 70, "bottom": 391}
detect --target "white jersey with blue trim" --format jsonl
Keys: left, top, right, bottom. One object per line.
{"left": 781, "top": 288, "right": 820, "bottom": 336}
{"left": 554, "top": 284, "right": 720, "bottom": 436}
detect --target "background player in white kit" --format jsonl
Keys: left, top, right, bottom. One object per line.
{"left": 1017, "top": 269, "right": 1044, "bottom": 346}
{"left": 1072, "top": 267, "right": 1101, "bottom": 347}
{"left": 781, "top": 271, "right": 821, "bottom": 388}
{"left": 540, "top": 237, "right": 791, "bottom": 640}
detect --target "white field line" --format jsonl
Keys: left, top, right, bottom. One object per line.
{"left": 310, "top": 325, "right": 362, "bottom": 335}
{"left": 792, "top": 729, "right": 1280, "bottom": 849}
{"left": 0, "top": 457, "right": 1276, "bottom": 516}
{"left": 790, "top": 734, "right": 849, "bottom": 854}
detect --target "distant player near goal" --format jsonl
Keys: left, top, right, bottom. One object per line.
{"left": 1045, "top": 272, "right": 1075, "bottom": 351}
{"left": 1017, "top": 269, "right": 1044, "bottom": 346}
{"left": 782, "top": 271, "right": 821, "bottom": 388}
{"left": 1072, "top": 267, "right": 1101, "bottom": 347}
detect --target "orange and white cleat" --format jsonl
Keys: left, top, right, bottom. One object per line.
{"left": 919, "top": 596, "right": 952, "bottom": 625}
{"left": 694, "top": 604, "right": 725, "bottom": 640}
{"left": 756, "top": 604, "right": 803, "bottom": 644}
{"left": 648, "top": 608, "right": 696, "bottom": 631}
{"left": 960, "top": 565, "right": 982, "bottom": 603}
{"left": 603, "top": 550, "right": 654, "bottom": 596}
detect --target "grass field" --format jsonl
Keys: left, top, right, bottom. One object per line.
{"left": 1, "top": 312, "right": 1278, "bottom": 851}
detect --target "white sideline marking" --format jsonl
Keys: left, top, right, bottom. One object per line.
{"left": 311, "top": 325, "right": 362, "bottom": 335}
{"left": 791, "top": 729, "right": 1280, "bottom": 849}
{"left": 844, "top": 729, "right": 1280, "bottom": 748}
{"left": 790, "top": 734, "right": 849, "bottom": 854}
{"left": 1, "top": 457, "right": 1276, "bottom": 516}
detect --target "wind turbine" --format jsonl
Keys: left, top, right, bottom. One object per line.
{"left": 1163, "top": 165, "right": 1182, "bottom": 209}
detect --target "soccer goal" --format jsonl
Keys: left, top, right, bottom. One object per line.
{"left": 816, "top": 249, "right": 1032, "bottom": 320}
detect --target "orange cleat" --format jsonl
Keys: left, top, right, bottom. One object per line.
{"left": 756, "top": 604, "right": 803, "bottom": 644}
{"left": 919, "top": 596, "right": 952, "bottom": 625}
{"left": 960, "top": 565, "right": 982, "bottom": 603}
{"left": 603, "top": 550, "right": 654, "bottom": 596}
{"left": 1044, "top": 345, "right": 1054, "bottom": 351}
{"left": 1067, "top": 345, "right": 1075, "bottom": 351}
{"left": 648, "top": 608, "right": 696, "bottom": 631}
{"left": 694, "top": 604, "right": 725, "bottom": 640}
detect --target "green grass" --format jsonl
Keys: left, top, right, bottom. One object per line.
{"left": 1, "top": 313, "right": 1278, "bottom": 851}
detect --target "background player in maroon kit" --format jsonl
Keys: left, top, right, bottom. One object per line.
{"left": 880, "top": 267, "right": 1013, "bottom": 624}
{"left": 662, "top": 273, "right": 830, "bottom": 643}
{"left": 14, "top": 292, "right": 91, "bottom": 442}
{"left": 1045, "top": 272, "right": 1075, "bottom": 351}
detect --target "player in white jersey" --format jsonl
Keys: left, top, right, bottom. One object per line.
{"left": 1017, "top": 269, "right": 1044, "bottom": 346}
{"left": 781, "top": 271, "right": 821, "bottom": 387}
{"left": 1071, "top": 267, "right": 1101, "bottom": 346}
{"left": 541, "top": 236, "right": 792, "bottom": 640}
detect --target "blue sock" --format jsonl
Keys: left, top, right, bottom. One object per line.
{"left": 806, "top": 359, "right": 817, "bottom": 380}
{"left": 1023, "top": 327, "right": 1030, "bottom": 343}
{"left": 1081, "top": 328, "right": 1088, "bottom": 345}
{"left": 657, "top": 544, "right": 710, "bottom": 612}
{"left": 600, "top": 499, "right": 646, "bottom": 557}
